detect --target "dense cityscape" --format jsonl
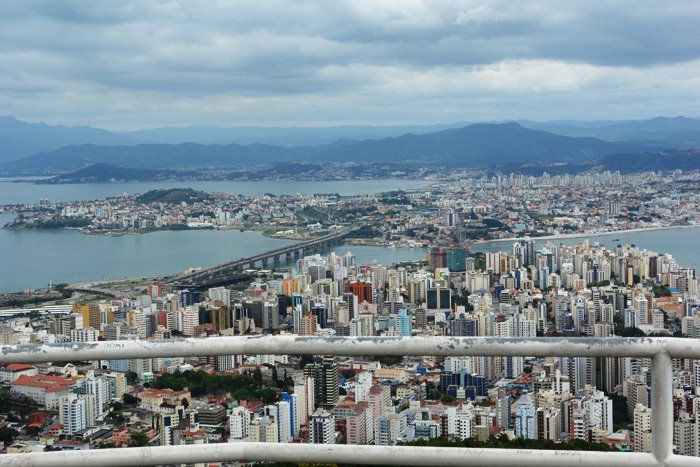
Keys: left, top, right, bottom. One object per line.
{"left": 0, "top": 225, "right": 698, "bottom": 460}
{"left": 2, "top": 2, "right": 700, "bottom": 466}
{"left": 3, "top": 170, "right": 699, "bottom": 244}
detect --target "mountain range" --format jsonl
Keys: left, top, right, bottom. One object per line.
{"left": 0, "top": 116, "right": 698, "bottom": 174}
{"left": 2, "top": 122, "right": 668, "bottom": 174}
{"left": 0, "top": 116, "right": 135, "bottom": 164}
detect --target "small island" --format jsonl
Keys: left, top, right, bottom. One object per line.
{"left": 2, "top": 188, "right": 344, "bottom": 241}
{"left": 135, "top": 188, "right": 213, "bottom": 204}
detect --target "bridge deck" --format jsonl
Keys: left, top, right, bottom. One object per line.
{"left": 168, "top": 228, "right": 352, "bottom": 286}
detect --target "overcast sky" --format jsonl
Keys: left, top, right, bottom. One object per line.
{"left": 1, "top": 1, "right": 699, "bottom": 130}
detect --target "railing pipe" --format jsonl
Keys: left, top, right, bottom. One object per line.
{"left": 2, "top": 336, "right": 700, "bottom": 364}
{"left": 0, "top": 442, "right": 661, "bottom": 467}
{"left": 0, "top": 336, "right": 697, "bottom": 467}
{"left": 651, "top": 352, "right": 673, "bottom": 465}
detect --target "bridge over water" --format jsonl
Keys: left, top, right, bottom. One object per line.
{"left": 168, "top": 228, "right": 352, "bottom": 288}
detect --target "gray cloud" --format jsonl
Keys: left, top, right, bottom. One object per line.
{"left": 1, "top": 1, "right": 699, "bottom": 129}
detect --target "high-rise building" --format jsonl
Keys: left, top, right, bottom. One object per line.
{"left": 299, "top": 312, "right": 318, "bottom": 336}
{"left": 346, "top": 282, "right": 373, "bottom": 304}
{"left": 208, "top": 286, "right": 231, "bottom": 306}
{"left": 393, "top": 309, "right": 412, "bottom": 336}
{"left": 281, "top": 392, "right": 300, "bottom": 438}
{"left": 346, "top": 402, "right": 374, "bottom": 445}
{"left": 59, "top": 393, "right": 93, "bottom": 435}
{"left": 515, "top": 391, "right": 537, "bottom": 439}
{"left": 446, "top": 248, "right": 467, "bottom": 272}
{"left": 375, "top": 411, "right": 408, "bottom": 446}
{"left": 79, "top": 371, "right": 107, "bottom": 418}
{"left": 293, "top": 377, "right": 315, "bottom": 429}
{"left": 428, "top": 247, "right": 447, "bottom": 271}
{"left": 309, "top": 408, "right": 335, "bottom": 444}
{"left": 265, "top": 401, "right": 293, "bottom": 443}
{"left": 210, "top": 306, "right": 233, "bottom": 332}
{"left": 414, "top": 308, "right": 428, "bottom": 330}
{"left": 69, "top": 327, "right": 99, "bottom": 342}
{"left": 536, "top": 407, "right": 561, "bottom": 441}
{"left": 426, "top": 287, "right": 452, "bottom": 310}
{"left": 304, "top": 356, "right": 339, "bottom": 408}
{"left": 634, "top": 404, "right": 653, "bottom": 453}
{"left": 72, "top": 304, "right": 101, "bottom": 329}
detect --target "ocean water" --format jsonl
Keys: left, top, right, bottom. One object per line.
{"left": 0, "top": 178, "right": 429, "bottom": 205}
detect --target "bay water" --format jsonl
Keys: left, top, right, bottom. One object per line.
{"left": 0, "top": 178, "right": 697, "bottom": 293}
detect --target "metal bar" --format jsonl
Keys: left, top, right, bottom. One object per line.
{"left": 666, "top": 454, "right": 700, "bottom": 467}
{"left": 0, "top": 442, "right": 661, "bottom": 467}
{"left": 1, "top": 336, "right": 697, "bottom": 466}
{"left": 651, "top": 352, "right": 673, "bottom": 465}
{"left": 3, "top": 336, "right": 700, "bottom": 364}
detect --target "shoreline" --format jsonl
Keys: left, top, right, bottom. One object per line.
{"left": 2, "top": 223, "right": 698, "bottom": 297}
{"left": 473, "top": 224, "right": 700, "bottom": 245}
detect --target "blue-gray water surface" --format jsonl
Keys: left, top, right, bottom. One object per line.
{"left": 0, "top": 179, "right": 429, "bottom": 205}
{"left": 0, "top": 177, "right": 697, "bottom": 293}
{"left": 1, "top": 211, "right": 697, "bottom": 294}
{"left": 0, "top": 211, "right": 426, "bottom": 292}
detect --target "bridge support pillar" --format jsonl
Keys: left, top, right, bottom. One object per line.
{"left": 248, "top": 261, "right": 255, "bottom": 269}
{"left": 286, "top": 252, "right": 293, "bottom": 263}
{"left": 273, "top": 255, "right": 281, "bottom": 267}
{"left": 262, "top": 258, "right": 269, "bottom": 269}
{"left": 294, "top": 250, "right": 300, "bottom": 260}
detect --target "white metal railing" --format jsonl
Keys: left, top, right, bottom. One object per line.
{"left": 1, "top": 336, "right": 699, "bottom": 467}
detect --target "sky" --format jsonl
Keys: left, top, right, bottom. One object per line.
{"left": 1, "top": 1, "right": 699, "bottom": 130}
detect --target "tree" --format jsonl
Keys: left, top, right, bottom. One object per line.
{"left": 233, "top": 388, "right": 253, "bottom": 401}
{"left": 621, "top": 327, "right": 646, "bottom": 337}
{"left": 0, "top": 426, "right": 19, "bottom": 446}
{"left": 609, "top": 393, "right": 631, "bottom": 428}
{"left": 297, "top": 355, "right": 315, "bottom": 369}
{"left": 25, "top": 426, "right": 42, "bottom": 436}
{"left": 652, "top": 285, "right": 672, "bottom": 297}
{"left": 123, "top": 393, "right": 140, "bottom": 405}
{"left": 282, "top": 369, "right": 292, "bottom": 392}
{"left": 125, "top": 371, "right": 139, "bottom": 385}
{"left": 128, "top": 431, "right": 150, "bottom": 447}
{"left": 110, "top": 401, "right": 123, "bottom": 411}
{"left": 259, "top": 388, "right": 278, "bottom": 404}
{"left": 105, "top": 411, "right": 125, "bottom": 426}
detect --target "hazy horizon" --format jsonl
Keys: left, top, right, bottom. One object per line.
{"left": 3, "top": 115, "right": 699, "bottom": 134}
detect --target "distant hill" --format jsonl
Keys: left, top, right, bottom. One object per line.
{"left": 0, "top": 116, "right": 136, "bottom": 164}
{"left": 122, "top": 122, "right": 470, "bottom": 146}
{"left": 519, "top": 116, "right": 700, "bottom": 146}
{"left": 1, "top": 142, "right": 314, "bottom": 173}
{"left": 310, "top": 122, "right": 661, "bottom": 165}
{"left": 1, "top": 122, "right": 667, "bottom": 174}
{"left": 122, "top": 117, "right": 700, "bottom": 148}
{"left": 600, "top": 149, "right": 700, "bottom": 173}
{"left": 38, "top": 163, "right": 191, "bottom": 184}
{"left": 136, "top": 188, "right": 213, "bottom": 204}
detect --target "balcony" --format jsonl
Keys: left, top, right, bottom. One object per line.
{"left": 1, "top": 335, "right": 699, "bottom": 467}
